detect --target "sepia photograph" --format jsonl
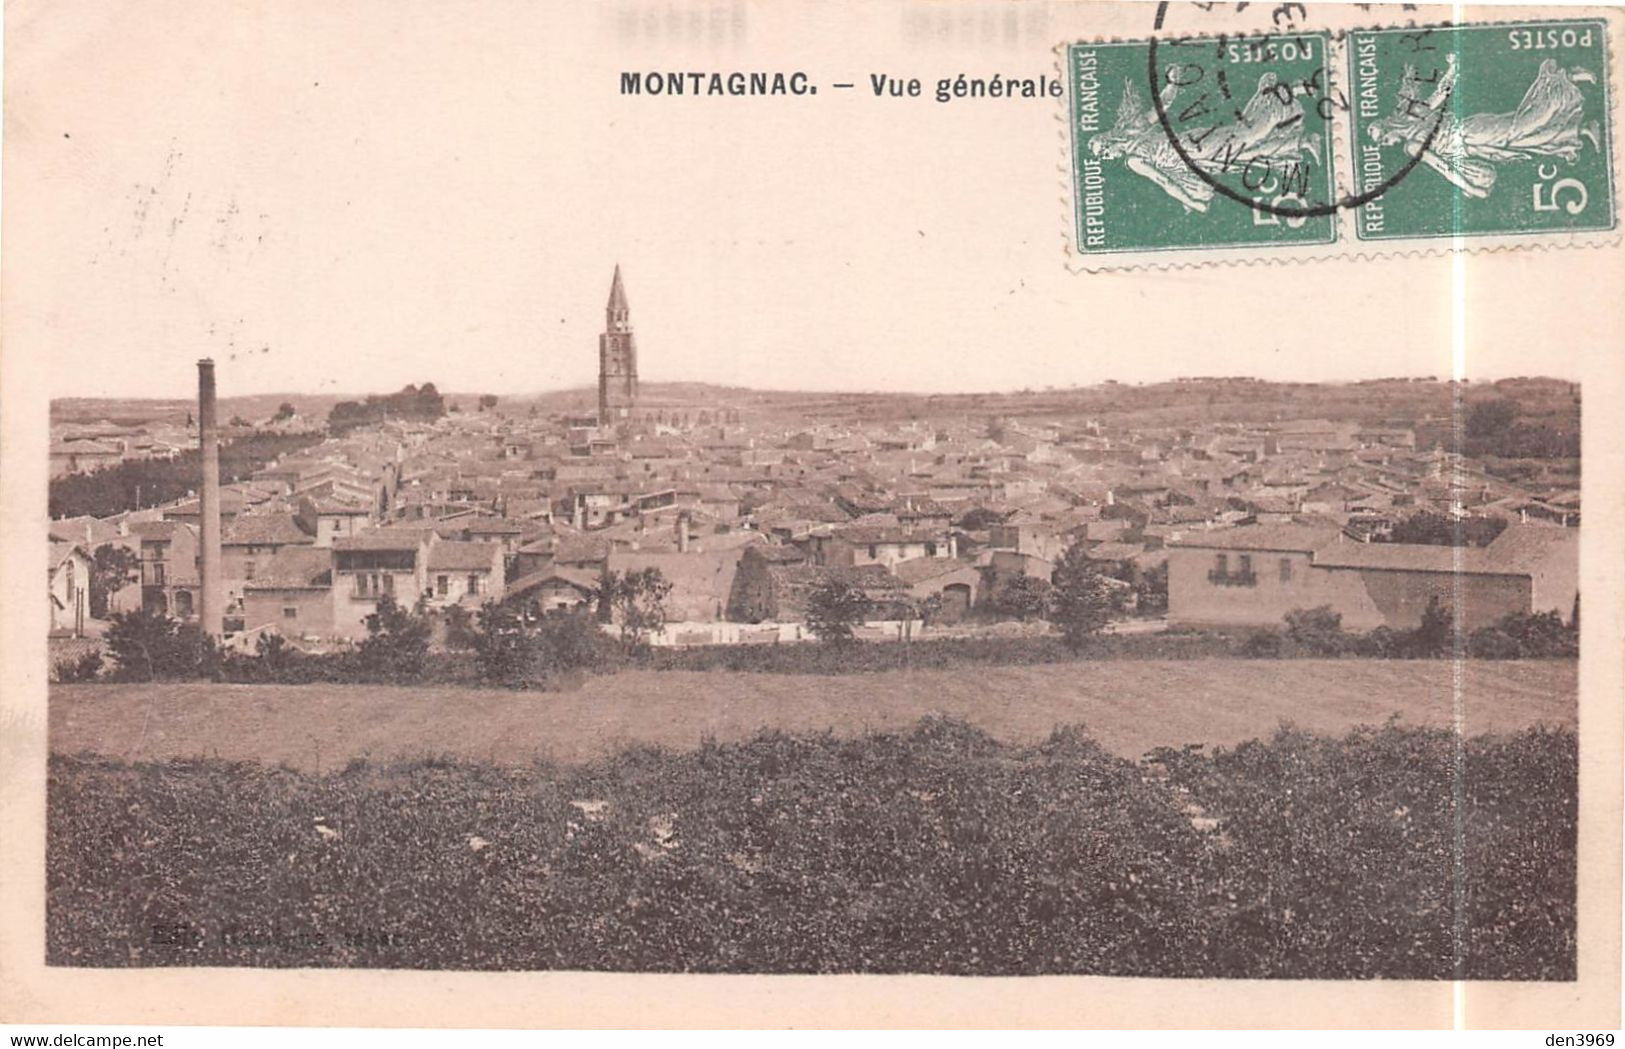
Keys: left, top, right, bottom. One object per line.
{"left": 3, "top": 0, "right": 1622, "bottom": 1035}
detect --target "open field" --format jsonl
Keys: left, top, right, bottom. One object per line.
{"left": 50, "top": 659, "right": 1576, "bottom": 768}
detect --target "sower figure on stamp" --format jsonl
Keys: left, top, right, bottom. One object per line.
{"left": 1370, "top": 53, "right": 1602, "bottom": 199}
{"left": 1090, "top": 66, "right": 1322, "bottom": 214}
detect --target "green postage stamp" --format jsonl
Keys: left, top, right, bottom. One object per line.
{"left": 1349, "top": 21, "right": 1614, "bottom": 241}
{"left": 1063, "top": 13, "right": 1620, "bottom": 268}
{"left": 1069, "top": 33, "right": 1339, "bottom": 256}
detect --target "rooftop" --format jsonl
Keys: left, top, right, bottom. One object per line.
{"left": 427, "top": 541, "right": 502, "bottom": 572}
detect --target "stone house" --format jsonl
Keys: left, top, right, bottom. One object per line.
{"left": 1168, "top": 523, "right": 1579, "bottom": 632}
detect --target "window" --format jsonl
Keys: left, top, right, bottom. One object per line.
{"left": 1208, "top": 552, "right": 1257, "bottom": 587}
{"left": 868, "top": 544, "right": 878, "bottom": 559}
{"left": 244, "top": 561, "right": 256, "bottom": 580}
{"left": 437, "top": 574, "right": 449, "bottom": 597}
{"left": 1279, "top": 557, "right": 1293, "bottom": 583}
{"left": 925, "top": 542, "right": 938, "bottom": 556}
{"left": 468, "top": 573, "right": 481, "bottom": 596}
{"left": 283, "top": 607, "right": 298, "bottom": 619}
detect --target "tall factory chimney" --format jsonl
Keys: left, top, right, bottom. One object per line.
{"left": 197, "top": 358, "right": 224, "bottom": 638}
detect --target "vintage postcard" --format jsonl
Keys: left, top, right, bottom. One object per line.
{"left": 2, "top": 0, "right": 1622, "bottom": 1033}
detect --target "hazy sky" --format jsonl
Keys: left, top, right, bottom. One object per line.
{"left": 6, "top": 0, "right": 1608, "bottom": 401}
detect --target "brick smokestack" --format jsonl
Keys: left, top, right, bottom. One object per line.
{"left": 197, "top": 358, "right": 224, "bottom": 638}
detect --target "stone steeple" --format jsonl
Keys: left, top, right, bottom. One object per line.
{"left": 598, "top": 264, "right": 638, "bottom": 422}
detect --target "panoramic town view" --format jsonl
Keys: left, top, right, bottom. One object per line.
{"left": 45, "top": 267, "right": 1580, "bottom": 978}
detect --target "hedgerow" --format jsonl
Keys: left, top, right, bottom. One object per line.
{"left": 47, "top": 719, "right": 1574, "bottom": 977}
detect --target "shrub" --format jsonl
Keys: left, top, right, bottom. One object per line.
{"left": 103, "top": 608, "right": 218, "bottom": 681}
{"left": 357, "top": 595, "right": 432, "bottom": 681}
{"left": 53, "top": 650, "right": 103, "bottom": 683}
{"left": 1241, "top": 631, "right": 1283, "bottom": 658}
{"left": 1134, "top": 560, "right": 1169, "bottom": 616}
{"left": 1283, "top": 605, "right": 1348, "bottom": 656}
{"left": 1351, "top": 625, "right": 1404, "bottom": 658}
{"left": 989, "top": 575, "right": 1052, "bottom": 622}
{"left": 442, "top": 605, "right": 479, "bottom": 651}
{"left": 1467, "top": 610, "right": 1577, "bottom": 659}
{"left": 45, "top": 720, "right": 1575, "bottom": 978}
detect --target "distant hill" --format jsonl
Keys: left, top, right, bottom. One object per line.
{"left": 53, "top": 376, "right": 1580, "bottom": 435}
{"left": 51, "top": 394, "right": 349, "bottom": 428}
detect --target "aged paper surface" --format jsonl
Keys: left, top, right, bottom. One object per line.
{"left": 2, "top": 0, "right": 1622, "bottom": 1029}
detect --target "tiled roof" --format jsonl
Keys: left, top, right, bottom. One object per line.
{"left": 1310, "top": 542, "right": 1510, "bottom": 575}
{"left": 554, "top": 534, "right": 613, "bottom": 564}
{"left": 836, "top": 524, "right": 949, "bottom": 545}
{"left": 767, "top": 563, "right": 909, "bottom": 594}
{"left": 244, "top": 546, "right": 333, "bottom": 589}
{"left": 129, "top": 520, "right": 191, "bottom": 541}
{"left": 333, "top": 531, "right": 429, "bottom": 552}
{"left": 427, "top": 541, "right": 501, "bottom": 572}
{"left": 1483, "top": 523, "right": 1579, "bottom": 572}
{"left": 890, "top": 556, "right": 975, "bottom": 584}
{"left": 48, "top": 540, "right": 85, "bottom": 572}
{"left": 507, "top": 566, "right": 601, "bottom": 597}
{"left": 224, "top": 514, "right": 312, "bottom": 546}
{"left": 1169, "top": 524, "right": 1341, "bottom": 553}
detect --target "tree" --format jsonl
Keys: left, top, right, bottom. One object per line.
{"left": 1408, "top": 596, "right": 1456, "bottom": 658}
{"left": 1049, "top": 540, "right": 1114, "bottom": 651}
{"left": 991, "top": 574, "right": 1053, "bottom": 622}
{"left": 804, "top": 577, "right": 871, "bottom": 645}
{"left": 1386, "top": 510, "right": 1506, "bottom": 548}
{"left": 104, "top": 608, "right": 217, "bottom": 681}
{"left": 357, "top": 594, "right": 432, "bottom": 679}
{"left": 478, "top": 394, "right": 499, "bottom": 411}
{"left": 272, "top": 401, "right": 297, "bottom": 422}
{"left": 474, "top": 601, "right": 613, "bottom": 687}
{"left": 88, "top": 543, "right": 140, "bottom": 618}
{"left": 596, "top": 567, "right": 673, "bottom": 652}
{"left": 473, "top": 600, "right": 531, "bottom": 685}
{"left": 49, "top": 431, "right": 325, "bottom": 518}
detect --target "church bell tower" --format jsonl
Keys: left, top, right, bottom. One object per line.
{"left": 598, "top": 264, "right": 638, "bottom": 423}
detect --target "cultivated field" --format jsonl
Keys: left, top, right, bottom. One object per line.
{"left": 50, "top": 659, "right": 1576, "bottom": 768}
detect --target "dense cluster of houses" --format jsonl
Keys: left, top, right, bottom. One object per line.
{"left": 48, "top": 417, "right": 197, "bottom": 477}
{"left": 47, "top": 404, "right": 1580, "bottom": 649}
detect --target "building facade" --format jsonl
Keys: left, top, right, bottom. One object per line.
{"left": 1168, "top": 523, "right": 1579, "bottom": 633}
